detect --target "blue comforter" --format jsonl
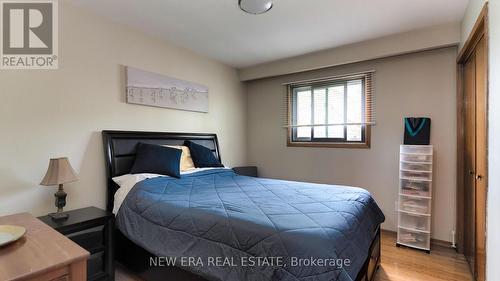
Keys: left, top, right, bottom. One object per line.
{"left": 116, "top": 169, "right": 385, "bottom": 281}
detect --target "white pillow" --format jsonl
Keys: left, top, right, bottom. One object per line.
{"left": 112, "top": 173, "right": 163, "bottom": 214}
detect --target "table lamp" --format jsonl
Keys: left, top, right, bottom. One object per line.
{"left": 40, "top": 157, "right": 78, "bottom": 220}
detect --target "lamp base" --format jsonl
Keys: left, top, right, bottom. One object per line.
{"left": 48, "top": 212, "right": 69, "bottom": 221}
{"left": 50, "top": 184, "right": 69, "bottom": 221}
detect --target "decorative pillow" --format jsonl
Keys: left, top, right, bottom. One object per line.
{"left": 164, "top": 145, "right": 195, "bottom": 171}
{"left": 130, "top": 143, "right": 182, "bottom": 178}
{"left": 184, "top": 141, "right": 224, "bottom": 168}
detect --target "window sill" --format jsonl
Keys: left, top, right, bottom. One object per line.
{"left": 287, "top": 141, "right": 371, "bottom": 149}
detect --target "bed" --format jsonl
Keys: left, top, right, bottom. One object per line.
{"left": 102, "top": 130, "right": 384, "bottom": 281}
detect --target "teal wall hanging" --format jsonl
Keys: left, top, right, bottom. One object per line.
{"left": 404, "top": 117, "right": 431, "bottom": 145}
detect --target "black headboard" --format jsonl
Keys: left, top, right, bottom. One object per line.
{"left": 102, "top": 130, "right": 222, "bottom": 212}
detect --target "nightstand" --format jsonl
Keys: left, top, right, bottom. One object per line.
{"left": 233, "top": 166, "right": 258, "bottom": 177}
{"left": 38, "top": 206, "right": 114, "bottom": 281}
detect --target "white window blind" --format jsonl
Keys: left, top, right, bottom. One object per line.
{"left": 284, "top": 71, "right": 375, "bottom": 145}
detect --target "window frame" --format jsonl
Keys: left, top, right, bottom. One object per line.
{"left": 287, "top": 75, "right": 371, "bottom": 148}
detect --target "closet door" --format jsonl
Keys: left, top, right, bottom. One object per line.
{"left": 462, "top": 35, "right": 487, "bottom": 281}
{"left": 458, "top": 5, "right": 487, "bottom": 281}
{"left": 463, "top": 50, "right": 476, "bottom": 274}
{"left": 473, "top": 36, "right": 487, "bottom": 281}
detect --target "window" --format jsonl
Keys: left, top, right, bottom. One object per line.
{"left": 287, "top": 73, "right": 374, "bottom": 148}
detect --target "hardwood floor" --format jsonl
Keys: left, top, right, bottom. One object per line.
{"left": 375, "top": 231, "right": 472, "bottom": 281}
{"left": 116, "top": 231, "right": 473, "bottom": 281}
{"left": 116, "top": 266, "right": 143, "bottom": 281}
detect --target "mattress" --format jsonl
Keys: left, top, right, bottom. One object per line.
{"left": 116, "top": 168, "right": 385, "bottom": 281}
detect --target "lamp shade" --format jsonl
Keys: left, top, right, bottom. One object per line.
{"left": 40, "top": 157, "right": 78, "bottom": 186}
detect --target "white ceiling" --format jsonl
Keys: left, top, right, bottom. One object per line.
{"left": 69, "top": 0, "right": 469, "bottom": 68}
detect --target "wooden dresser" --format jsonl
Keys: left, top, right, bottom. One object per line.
{"left": 0, "top": 213, "right": 89, "bottom": 281}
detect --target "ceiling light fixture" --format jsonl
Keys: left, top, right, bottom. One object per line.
{"left": 239, "top": 0, "right": 273, "bottom": 15}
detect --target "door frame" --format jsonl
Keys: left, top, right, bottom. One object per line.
{"left": 456, "top": 1, "right": 488, "bottom": 277}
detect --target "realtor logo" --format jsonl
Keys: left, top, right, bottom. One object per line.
{"left": 1, "top": 0, "right": 58, "bottom": 69}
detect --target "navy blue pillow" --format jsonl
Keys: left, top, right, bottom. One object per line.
{"left": 184, "top": 141, "right": 223, "bottom": 168}
{"left": 130, "top": 143, "right": 182, "bottom": 178}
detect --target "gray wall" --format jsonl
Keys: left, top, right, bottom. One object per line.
{"left": 246, "top": 47, "right": 457, "bottom": 242}
{"left": 0, "top": 1, "right": 247, "bottom": 217}
{"left": 239, "top": 23, "right": 460, "bottom": 81}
